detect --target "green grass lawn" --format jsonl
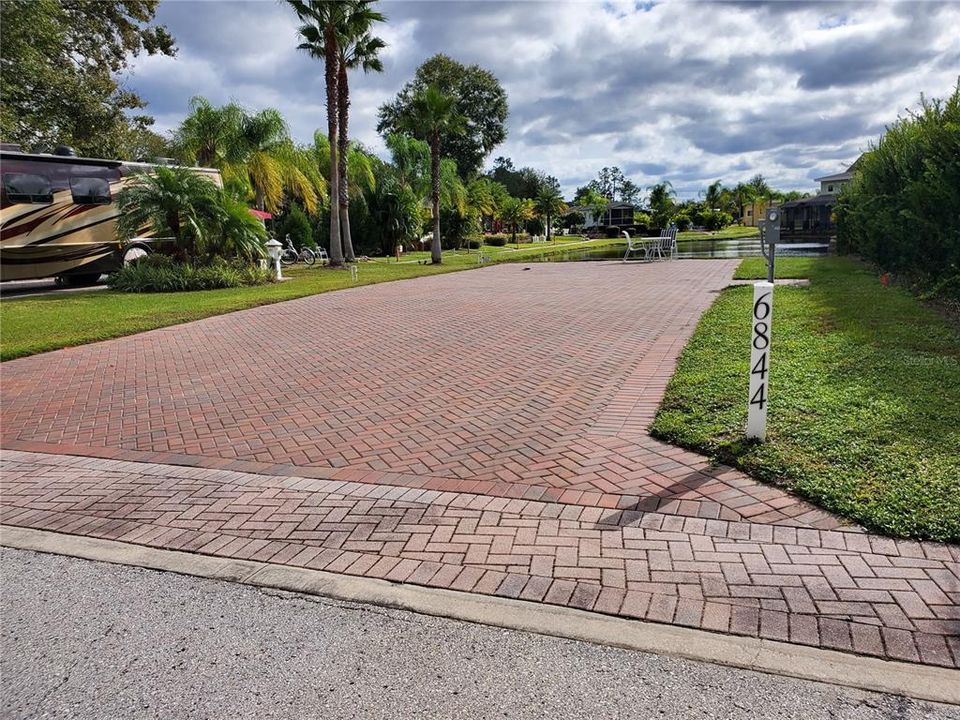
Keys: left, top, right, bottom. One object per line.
{"left": 651, "top": 256, "right": 960, "bottom": 541}
{"left": 0, "top": 237, "right": 618, "bottom": 361}
{"left": 678, "top": 225, "right": 760, "bottom": 241}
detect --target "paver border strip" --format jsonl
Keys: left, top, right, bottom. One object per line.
{"left": 3, "top": 524, "right": 957, "bottom": 706}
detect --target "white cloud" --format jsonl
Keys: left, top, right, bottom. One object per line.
{"left": 126, "top": 0, "right": 960, "bottom": 198}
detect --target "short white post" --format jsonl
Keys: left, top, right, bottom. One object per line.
{"left": 265, "top": 238, "right": 283, "bottom": 281}
{"left": 350, "top": 265, "right": 358, "bottom": 283}
{"left": 747, "top": 281, "right": 773, "bottom": 440}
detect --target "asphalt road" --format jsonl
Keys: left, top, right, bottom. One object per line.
{"left": 1, "top": 548, "right": 957, "bottom": 720}
{"left": 0, "top": 277, "right": 107, "bottom": 298}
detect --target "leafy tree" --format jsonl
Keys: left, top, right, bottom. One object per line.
{"left": 535, "top": 187, "right": 567, "bottom": 243}
{"left": 619, "top": 179, "right": 642, "bottom": 206}
{"left": 647, "top": 181, "right": 676, "bottom": 231}
{"left": 310, "top": 133, "right": 376, "bottom": 206}
{"left": 0, "top": 0, "right": 175, "bottom": 157}
{"left": 278, "top": 204, "right": 314, "bottom": 249}
{"left": 588, "top": 167, "right": 625, "bottom": 200}
{"left": 396, "top": 85, "right": 466, "bottom": 264}
{"left": 573, "top": 187, "right": 610, "bottom": 229}
{"left": 379, "top": 54, "right": 508, "bottom": 179}
{"left": 467, "top": 176, "right": 508, "bottom": 233}
{"left": 488, "top": 157, "right": 558, "bottom": 199}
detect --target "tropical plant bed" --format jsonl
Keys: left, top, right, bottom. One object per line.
{"left": 108, "top": 255, "right": 273, "bottom": 293}
{"left": 0, "top": 238, "right": 620, "bottom": 361}
{"left": 651, "top": 256, "right": 960, "bottom": 542}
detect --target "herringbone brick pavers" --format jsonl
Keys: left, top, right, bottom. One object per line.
{"left": 0, "top": 261, "right": 840, "bottom": 527}
{"left": 2, "top": 450, "right": 957, "bottom": 667}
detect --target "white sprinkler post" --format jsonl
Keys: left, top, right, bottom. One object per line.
{"left": 746, "top": 281, "right": 773, "bottom": 440}
{"left": 265, "top": 238, "right": 283, "bottom": 281}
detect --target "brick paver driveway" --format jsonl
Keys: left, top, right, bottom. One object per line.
{"left": 2, "top": 261, "right": 958, "bottom": 668}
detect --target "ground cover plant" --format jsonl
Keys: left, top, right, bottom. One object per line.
{"left": 0, "top": 237, "right": 615, "bottom": 361}
{"left": 652, "top": 256, "right": 960, "bottom": 541}
{"left": 107, "top": 255, "right": 273, "bottom": 293}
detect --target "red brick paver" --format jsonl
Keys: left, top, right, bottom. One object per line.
{"left": 0, "top": 262, "right": 838, "bottom": 527}
{"left": 2, "top": 450, "right": 957, "bottom": 667}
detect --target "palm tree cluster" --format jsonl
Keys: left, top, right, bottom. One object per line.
{"left": 175, "top": 97, "right": 325, "bottom": 216}
{"left": 117, "top": 166, "right": 266, "bottom": 262}
{"left": 288, "top": 0, "right": 386, "bottom": 266}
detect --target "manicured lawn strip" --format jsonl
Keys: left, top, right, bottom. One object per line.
{"left": 734, "top": 257, "right": 823, "bottom": 279}
{"left": 0, "top": 238, "right": 621, "bottom": 361}
{"left": 651, "top": 256, "right": 960, "bottom": 541}
{"left": 678, "top": 226, "right": 760, "bottom": 241}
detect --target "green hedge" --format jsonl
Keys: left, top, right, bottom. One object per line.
{"left": 107, "top": 255, "right": 273, "bottom": 293}
{"left": 836, "top": 83, "right": 960, "bottom": 297}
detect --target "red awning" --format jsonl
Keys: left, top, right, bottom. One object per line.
{"left": 249, "top": 209, "right": 272, "bottom": 220}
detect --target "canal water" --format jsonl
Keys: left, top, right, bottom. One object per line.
{"left": 549, "top": 238, "right": 829, "bottom": 261}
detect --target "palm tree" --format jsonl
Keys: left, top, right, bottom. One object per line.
{"left": 647, "top": 181, "right": 676, "bottom": 231}
{"left": 174, "top": 99, "right": 323, "bottom": 216}
{"left": 747, "top": 174, "right": 772, "bottom": 224}
{"left": 336, "top": 5, "right": 386, "bottom": 261}
{"left": 174, "top": 97, "right": 244, "bottom": 168}
{"left": 311, "top": 132, "right": 376, "bottom": 207}
{"left": 500, "top": 196, "right": 535, "bottom": 247}
{"left": 232, "top": 108, "right": 321, "bottom": 214}
{"left": 398, "top": 85, "right": 465, "bottom": 264}
{"left": 385, "top": 132, "right": 430, "bottom": 197}
{"left": 116, "top": 166, "right": 219, "bottom": 261}
{"left": 289, "top": 0, "right": 349, "bottom": 266}
{"left": 704, "top": 180, "right": 724, "bottom": 210}
{"left": 206, "top": 193, "right": 268, "bottom": 260}
{"left": 535, "top": 186, "right": 566, "bottom": 243}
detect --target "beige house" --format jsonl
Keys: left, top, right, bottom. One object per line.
{"left": 741, "top": 200, "right": 779, "bottom": 227}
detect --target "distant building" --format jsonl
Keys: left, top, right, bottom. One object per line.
{"left": 568, "top": 201, "right": 639, "bottom": 234}
{"left": 741, "top": 200, "right": 779, "bottom": 227}
{"left": 779, "top": 157, "right": 862, "bottom": 242}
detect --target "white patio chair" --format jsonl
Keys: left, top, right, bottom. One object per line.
{"left": 657, "top": 225, "right": 678, "bottom": 260}
{"left": 623, "top": 227, "right": 674, "bottom": 262}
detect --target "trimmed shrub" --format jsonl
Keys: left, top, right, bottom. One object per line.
{"left": 466, "top": 239, "right": 481, "bottom": 249}
{"left": 486, "top": 236, "right": 508, "bottom": 247}
{"left": 107, "top": 254, "right": 272, "bottom": 293}
{"left": 278, "top": 204, "right": 314, "bottom": 249}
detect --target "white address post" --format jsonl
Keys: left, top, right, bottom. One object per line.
{"left": 747, "top": 281, "right": 773, "bottom": 440}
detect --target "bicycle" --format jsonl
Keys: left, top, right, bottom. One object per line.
{"left": 279, "top": 234, "right": 316, "bottom": 266}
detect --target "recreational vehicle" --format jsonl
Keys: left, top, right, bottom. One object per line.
{"left": 0, "top": 145, "right": 221, "bottom": 285}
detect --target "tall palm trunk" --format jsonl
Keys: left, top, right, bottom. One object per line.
{"left": 337, "top": 62, "right": 356, "bottom": 262}
{"left": 324, "top": 22, "right": 343, "bottom": 266}
{"left": 430, "top": 131, "right": 441, "bottom": 264}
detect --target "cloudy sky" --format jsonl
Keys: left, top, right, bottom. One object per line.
{"left": 126, "top": 0, "right": 960, "bottom": 199}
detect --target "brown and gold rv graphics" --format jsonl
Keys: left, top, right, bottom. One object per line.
{"left": 0, "top": 151, "right": 220, "bottom": 282}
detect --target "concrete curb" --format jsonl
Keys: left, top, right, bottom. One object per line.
{"left": 2, "top": 524, "right": 957, "bottom": 706}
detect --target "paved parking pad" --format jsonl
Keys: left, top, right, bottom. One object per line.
{"left": 2, "top": 262, "right": 957, "bottom": 669}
